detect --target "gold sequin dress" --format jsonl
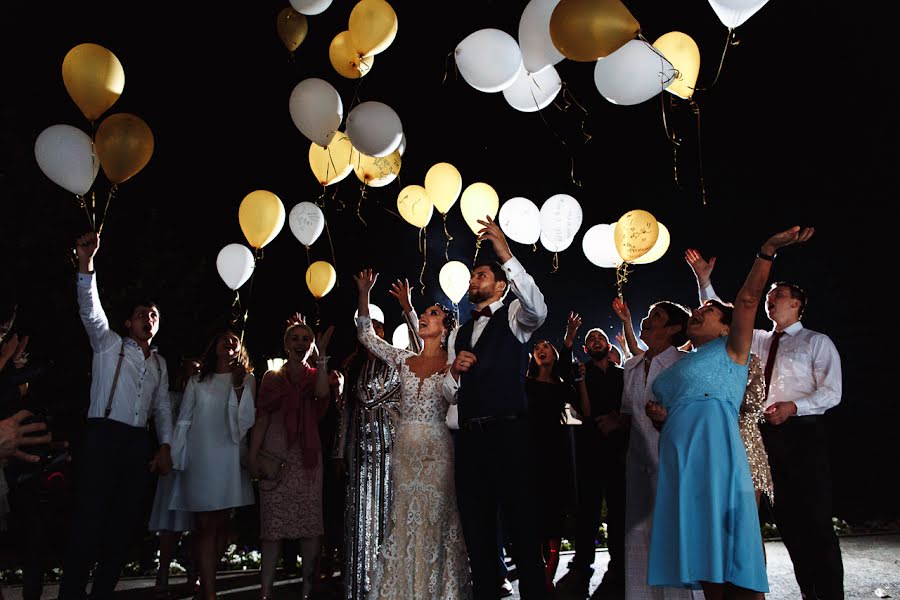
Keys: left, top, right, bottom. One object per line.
{"left": 739, "top": 354, "right": 775, "bottom": 502}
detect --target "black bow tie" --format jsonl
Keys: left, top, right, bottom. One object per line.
{"left": 472, "top": 306, "right": 493, "bottom": 320}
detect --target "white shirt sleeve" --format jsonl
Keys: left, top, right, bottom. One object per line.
{"left": 442, "top": 328, "right": 460, "bottom": 404}
{"left": 229, "top": 373, "right": 257, "bottom": 443}
{"left": 503, "top": 257, "right": 547, "bottom": 342}
{"left": 699, "top": 282, "right": 721, "bottom": 304}
{"left": 793, "top": 334, "right": 842, "bottom": 416}
{"left": 152, "top": 356, "right": 174, "bottom": 445}
{"left": 76, "top": 272, "right": 120, "bottom": 353}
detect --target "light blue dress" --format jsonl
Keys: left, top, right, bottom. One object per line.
{"left": 648, "top": 337, "right": 768, "bottom": 593}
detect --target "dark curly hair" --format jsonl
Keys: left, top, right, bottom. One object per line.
{"left": 435, "top": 303, "right": 458, "bottom": 350}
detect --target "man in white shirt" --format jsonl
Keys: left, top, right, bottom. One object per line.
{"left": 59, "top": 232, "right": 174, "bottom": 600}
{"left": 688, "top": 249, "right": 844, "bottom": 600}
{"left": 443, "top": 216, "right": 549, "bottom": 600}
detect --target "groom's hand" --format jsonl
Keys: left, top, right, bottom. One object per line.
{"left": 451, "top": 351, "right": 478, "bottom": 379}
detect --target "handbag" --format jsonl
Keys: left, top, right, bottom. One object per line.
{"left": 249, "top": 416, "right": 286, "bottom": 490}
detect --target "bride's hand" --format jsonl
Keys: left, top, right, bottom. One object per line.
{"left": 354, "top": 269, "right": 378, "bottom": 294}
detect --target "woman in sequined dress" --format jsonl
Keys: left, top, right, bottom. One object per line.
{"left": 740, "top": 355, "right": 775, "bottom": 505}
{"left": 335, "top": 278, "right": 421, "bottom": 600}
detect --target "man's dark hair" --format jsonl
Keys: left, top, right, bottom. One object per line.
{"left": 126, "top": 297, "right": 161, "bottom": 319}
{"left": 473, "top": 261, "right": 508, "bottom": 284}
{"left": 770, "top": 281, "right": 807, "bottom": 319}
{"left": 702, "top": 299, "right": 735, "bottom": 326}
{"left": 650, "top": 301, "right": 691, "bottom": 347}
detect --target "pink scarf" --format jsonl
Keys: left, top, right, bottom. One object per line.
{"left": 257, "top": 366, "right": 326, "bottom": 470}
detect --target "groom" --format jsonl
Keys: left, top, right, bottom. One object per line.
{"left": 443, "top": 216, "right": 549, "bottom": 600}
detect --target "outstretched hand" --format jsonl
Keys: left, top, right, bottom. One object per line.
{"left": 316, "top": 325, "right": 335, "bottom": 356}
{"left": 388, "top": 278, "right": 414, "bottom": 313}
{"left": 762, "top": 226, "right": 815, "bottom": 255}
{"left": 684, "top": 248, "right": 716, "bottom": 288}
{"left": 564, "top": 311, "right": 582, "bottom": 348}
{"left": 75, "top": 232, "right": 100, "bottom": 272}
{"left": 476, "top": 216, "right": 512, "bottom": 263}
{"left": 354, "top": 269, "right": 378, "bottom": 295}
{"left": 611, "top": 297, "right": 631, "bottom": 322}
{"left": 285, "top": 312, "right": 306, "bottom": 327}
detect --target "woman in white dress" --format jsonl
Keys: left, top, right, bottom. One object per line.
{"left": 353, "top": 269, "right": 472, "bottom": 600}
{"left": 170, "top": 331, "right": 256, "bottom": 600}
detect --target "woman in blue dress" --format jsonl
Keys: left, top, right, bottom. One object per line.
{"left": 646, "top": 226, "right": 814, "bottom": 600}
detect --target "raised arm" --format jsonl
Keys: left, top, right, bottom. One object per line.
{"left": 75, "top": 232, "right": 119, "bottom": 353}
{"left": 314, "top": 325, "right": 335, "bottom": 402}
{"left": 727, "top": 226, "right": 815, "bottom": 364}
{"left": 612, "top": 297, "right": 643, "bottom": 356}
{"left": 390, "top": 277, "right": 423, "bottom": 353}
{"left": 685, "top": 248, "right": 723, "bottom": 304}
{"left": 354, "top": 269, "right": 413, "bottom": 366}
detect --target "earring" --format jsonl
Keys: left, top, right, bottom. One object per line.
{"left": 440, "top": 332, "right": 447, "bottom": 345}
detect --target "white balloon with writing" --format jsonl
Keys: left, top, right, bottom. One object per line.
{"left": 289, "top": 78, "right": 343, "bottom": 148}
{"left": 34, "top": 124, "right": 99, "bottom": 196}
{"left": 216, "top": 244, "right": 255, "bottom": 290}
{"left": 503, "top": 64, "right": 562, "bottom": 112}
{"left": 499, "top": 196, "right": 541, "bottom": 244}
{"left": 594, "top": 40, "right": 676, "bottom": 106}
{"left": 439, "top": 261, "right": 471, "bottom": 304}
{"left": 581, "top": 224, "right": 621, "bottom": 268}
{"left": 518, "top": 0, "right": 564, "bottom": 74}
{"left": 288, "top": 202, "right": 325, "bottom": 246}
{"left": 346, "top": 101, "right": 403, "bottom": 157}
{"left": 539, "top": 194, "right": 583, "bottom": 252}
{"left": 455, "top": 29, "right": 522, "bottom": 93}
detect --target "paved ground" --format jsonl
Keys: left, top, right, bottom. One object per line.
{"left": 3, "top": 534, "right": 898, "bottom": 599}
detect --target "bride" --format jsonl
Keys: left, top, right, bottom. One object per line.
{"left": 353, "top": 269, "right": 472, "bottom": 600}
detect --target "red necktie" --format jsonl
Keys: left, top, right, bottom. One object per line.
{"left": 763, "top": 330, "right": 785, "bottom": 398}
{"left": 472, "top": 306, "right": 493, "bottom": 320}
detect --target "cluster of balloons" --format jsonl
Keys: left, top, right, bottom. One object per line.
{"left": 329, "top": 0, "right": 397, "bottom": 79}
{"left": 393, "top": 161, "right": 463, "bottom": 230}
{"left": 35, "top": 44, "right": 154, "bottom": 201}
{"left": 581, "top": 209, "right": 670, "bottom": 268}
{"left": 497, "top": 194, "right": 583, "bottom": 254}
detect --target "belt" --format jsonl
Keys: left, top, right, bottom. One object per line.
{"left": 459, "top": 414, "right": 521, "bottom": 433}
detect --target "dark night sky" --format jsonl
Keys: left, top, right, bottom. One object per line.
{"left": 1, "top": 1, "right": 895, "bottom": 519}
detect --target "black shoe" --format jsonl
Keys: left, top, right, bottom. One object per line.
{"left": 555, "top": 568, "right": 592, "bottom": 596}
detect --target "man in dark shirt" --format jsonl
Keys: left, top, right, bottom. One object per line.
{"left": 560, "top": 313, "right": 626, "bottom": 599}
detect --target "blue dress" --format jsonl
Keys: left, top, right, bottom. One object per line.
{"left": 648, "top": 337, "right": 768, "bottom": 592}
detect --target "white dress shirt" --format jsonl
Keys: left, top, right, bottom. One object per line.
{"left": 441, "top": 256, "right": 548, "bottom": 406}
{"left": 77, "top": 272, "right": 173, "bottom": 443}
{"left": 700, "top": 283, "right": 842, "bottom": 416}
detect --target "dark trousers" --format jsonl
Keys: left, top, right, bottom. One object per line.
{"left": 456, "top": 418, "right": 548, "bottom": 600}
{"left": 59, "top": 419, "right": 152, "bottom": 600}
{"left": 761, "top": 419, "right": 844, "bottom": 600}
{"left": 571, "top": 432, "right": 626, "bottom": 581}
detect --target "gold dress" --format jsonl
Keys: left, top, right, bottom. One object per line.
{"left": 739, "top": 354, "right": 775, "bottom": 502}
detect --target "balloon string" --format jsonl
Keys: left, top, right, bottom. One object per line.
{"left": 552, "top": 252, "right": 559, "bottom": 273}
{"left": 538, "top": 83, "right": 583, "bottom": 188}
{"left": 323, "top": 214, "right": 339, "bottom": 287}
{"left": 357, "top": 184, "right": 368, "bottom": 226}
{"left": 305, "top": 244, "right": 311, "bottom": 268}
{"left": 442, "top": 213, "right": 453, "bottom": 262}
{"left": 97, "top": 185, "right": 117, "bottom": 235}
{"left": 349, "top": 75, "right": 366, "bottom": 112}
{"left": 76, "top": 195, "right": 95, "bottom": 231}
{"left": 615, "top": 262, "right": 631, "bottom": 300}
{"left": 332, "top": 183, "right": 345, "bottom": 211}
{"left": 698, "top": 28, "right": 737, "bottom": 92}
{"left": 532, "top": 243, "right": 537, "bottom": 253}
{"left": 637, "top": 36, "right": 678, "bottom": 89}
{"left": 239, "top": 250, "right": 261, "bottom": 349}
{"left": 472, "top": 239, "right": 482, "bottom": 265}
{"left": 660, "top": 95, "right": 681, "bottom": 187}
{"left": 419, "top": 226, "right": 427, "bottom": 296}
{"left": 690, "top": 99, "right": 708, "bottom": 206}
{"left": 441, "top": 50, "right": 456, "bottom": 85}
{"left": 359, "top": 54, "right": 374, "bottom": 77}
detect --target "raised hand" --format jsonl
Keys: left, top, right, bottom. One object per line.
{"left": 285, "top": 312, "right": 306, "bottom": 327}
{"left": 684, "top": 248, "right": 716, "bottom": 288}
{"left": 611, "top": 297, "right": 631, "bottom": 322}
{"left": 316, "top": 325, "right": 335, "bottom": 356}
{"left": 388, "top": 278, "right": 414, "bottom": 313}
{"left": 476, "top": 216, "right": 512, "bottom": 263}
{"left": 354, "top": 269, "right": 378, "bottom": 295}
{"left": 75, "top": 231, "right": 100, "bottom": 273}
{"left": 761, "top": 226, "right": 815, "bottom": 255}
{"left": 564, "top": 311, "right": 582, "bottom": 348}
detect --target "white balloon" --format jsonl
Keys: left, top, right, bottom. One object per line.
{"left": 216, "top": 244, "right": 255, "bottom": 290}
{"left": 581, "top": 224, "right": 621, "bottom": 268}
{"left": 288, "top": 202, "right": 325, "bottom": 246}
{"left": 289, "top": 0, "right": 332, "bottom": 15}
{"left": 632, "top": 222, "right": 671, "bottom": 264}
{"left": 594, "top": 40, "right": 676, "bottom": 106}
{"left": 346, "top": 101, "right": 403, "bottom": 157}
{"left": 391, "top": 324, "right": 410, "bottom": 349}
{"left": 518, "top": 0, "right": 564, "bottom": 74}
{"left": 34, "top": 124, "right": 99, "bottom": 196}
{"left": 455, "top": 29, "right": 523, "bottom": 93}
{"left": 539, "top": 194, "right": 583, "bottom": 252}
{"left": 439, "top": 261, "right": 471, "bottom": 304}
{"left": 397, "top": 132, "right": 407, "bottom": 156}
{"left": 503, "top": 64, "right": 562, "bottom": 112}
{"left": 289, "top": 78, "right": 343, "bottom": 148}
{"left": 707, "top": 0, "right": 770, "bottom": 28}
{"left": 499, "top": 197, "right": 541, "bottom": 244}
{"left": 354, "top": 304, "right": 385, "bottom": 324}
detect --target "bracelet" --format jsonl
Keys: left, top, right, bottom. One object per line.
{"left": 756, "top": 250, "right": 776, "bottom": 261}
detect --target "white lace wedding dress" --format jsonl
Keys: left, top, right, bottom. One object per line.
{"left": 356, "top": 316, "right": 472, "bottom": 600}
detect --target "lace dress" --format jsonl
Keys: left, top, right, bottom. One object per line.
{"left": 739, "top": 354, "right": 775, "bottom": 502}
{"left": 356, "top": 316, "right": 472, "bottom": 600}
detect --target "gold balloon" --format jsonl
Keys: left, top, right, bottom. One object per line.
{"left": 309, "top": 133, "right": 354, "bottom": 186}
{"left": 424, "top": 163, "right": 462, "bottom": 214}
{"left": 613, "top": 209, "right": 659, "bottom": 262}
{"left": 62, "top": 43, "right": 125, "bottom": 122}
{"left": 460, "top": 182, "right": 499, "bottom": 235}
{"left": 329, "top": 31, "right": 374, "bottom": 79}
{"left": 348, "top": 0, "right": 398, "bottom": 56}
{"left": 94, "top": 113, "right": 154, "bottom": 184}
{"left": 276, "top": 7, "right": 309, "bottom": 52}
{"left": 397, "top": 185, "right": 434, "bottom": 228}
{"left": 352, "top": 148, "right": 401, "bottom": 187}
{"left": 653, "top": 32, "right": 700, "bottom": 100}
{"left": 549, "top": 0, "right": 640, "bottom": 61}
{"left": 306, "top": 260, "right": 337, "bottom": 298}
{"left": 632, "top": 222, "right": 670, "bottom": 264}
{"left": 239, "top": 190, "right": 285, "bottom": 249}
